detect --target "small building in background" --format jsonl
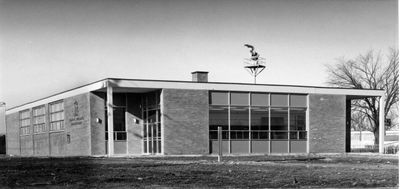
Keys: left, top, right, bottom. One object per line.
{"left": 0, "top": 102, "right": 6, "bottom": 154}
{"left": 4, "top": 72, "right": 386, "bottom": 156}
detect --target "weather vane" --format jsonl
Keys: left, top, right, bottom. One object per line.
{"left": 243, "top": 44, "right": 266, "bottom": 84}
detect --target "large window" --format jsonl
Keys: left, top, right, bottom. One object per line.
{"left": 250, "top": 107, "right": 269, "bottom": 139}
{"left": 114, "top": 107, "right": 127, "bottom": 141}
{"left": 209, "top": 92, "right": 308, "bottom": 141}
{"left": 290, "top": 108, "right": 307, "bottom": 139}
{"left": 33, "top": 106, "right": 46, "bottom": 133}
{"left": 270, "top": 108, "right": 288, "bottom": 139}
{"left": 49, "top": 101, "right": 64, "bottom": 131}
{"left": 230, "top": 106, "right": 249, "bottom": 139}
{"left": 20, "top": 109, "right": 31, "bottom": 135}
{"left": 209, "top": 106, "right": 229, "bottom": 139}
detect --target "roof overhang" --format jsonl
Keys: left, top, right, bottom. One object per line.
{"left": 6, "top": 78, "right": 384, "bottom": 114}
{"left": 108, "top": 79, "right": 384, "bottom": 96}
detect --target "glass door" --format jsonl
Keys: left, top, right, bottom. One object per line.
{"left": 143, "top": 91, "right": 161, "bottom": 154}
{"left": 143, "top": 122, "right": 161, "bottom": 154}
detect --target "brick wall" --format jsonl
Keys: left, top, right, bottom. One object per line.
{"left": 162, "top": 89, "right": 209, "bottom": 155}
{"left": 65, "top": 93, "right": 91, "bottom": 156}
{"left": 309, "top": 94, "right": 346, "bottom": 153}
{"left": 6, "top": 92, "right": 96, "bottom": 157}
{"left": 49, "top": 132, "right": 66, "bottom": 156}
{"left": 6, "top": 112, "right": 19, "bottom": 156}
{"left": 20, "top": 135, "right": 32, "bottom": 156}
{"left": 33, "top": 134, "right": 49, "bottom": 156}
{"left": 90, "top": 93, "right": 106, "bottom": 155}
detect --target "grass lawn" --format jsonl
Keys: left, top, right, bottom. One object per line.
{"left": 0, "top": 154, "right": 398, "bottom": 188}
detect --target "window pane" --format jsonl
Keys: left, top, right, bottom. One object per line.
{"left": 290, "top": 95, "right": 307, "bottom": 107}
{"left": 157, "top": 141, "right": 161, "bottom": 153}
{"left": 271, "top": 94, "right": 288, "bottom": 107}
{"left": 146, "top": 92, "right": 159, "bottom": 108}
{"left": 143, "top": 124, "right": 147, "bottom": 137}
{"left": 230, "top": 106, "right": 249, "bottom": 139}
{"left": 231, "top": 93, "right": 249, "bottom": 106}
{"left": 209, "top": 106, "right": 229, "bottom": 139}
{"left": 210, "top": 92, "right": 228, "bottom": 105}
{"left": 113, "top": 93, "right": 126, "bottom": 107}
{"left": 290, "top": 108, "right": 306, "bottom": 131}
{"left": 20, "top": 110, "right": 30, "bottom": 119}
{"left": 251, "top": 93, "right": 268, "bottom": 106}
{"left": 209, "top": 106, "right": 229, "bottom": 131}
{"left": 147, "top": 110, "right": 157, "bottom": 123}
{"left": 290, "top": 132, "right": 298, "bottom": 139}
{"left": 251, "top": 107, "right": 269, "bottom": 131}
{"left": 271, "top": 131, "right": 288, "bottom": 139}
{"left": 114, "top": 108, "right": 126, "bottom": 131}
{"left": 116, "top": 132, "right": 127, "bottom": 140}
{"left": 271, "top": 108, "right": 288, "bottom": 140}
{"left": 270, "top": 108, "right": 288, "bottom": 131}
{"left": 259, "top": 132, "right": 269, "bottom": 139}
{"left": 299, "top": 131, "right": 307, "bottom": 139}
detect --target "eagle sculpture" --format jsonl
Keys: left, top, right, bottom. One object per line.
{"left": 244, "top": 44, "right": 260, "bottom": 61}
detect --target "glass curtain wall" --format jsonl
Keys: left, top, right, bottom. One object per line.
{"left": 209, "top": 91, "right": 307, "bottom": 154}
{"left": 102, "top": 91, "right": 161, "bottom": 155}
{"left": 143, "top": 91, "right": 161, "bottom": 154}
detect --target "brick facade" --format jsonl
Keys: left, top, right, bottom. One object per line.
{"left": 309, "top": 94, "right": 346, "bottom": 153}
{"left": 6, "top": 112, "right": 19, "bottom": 155}
{"left": 64, "top": 93, "right": 91, "bottom": 156}
{"left": 90, "top": 92, "right": 106, "bottom": 155}
{"left": 162, "top": 89, "right": 209, "bottom": 155}
{"left": 5, "top": 85, "right": 357, "bottom": 156}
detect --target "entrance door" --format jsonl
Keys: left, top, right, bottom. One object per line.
{"left": 143, "top": 123, "right": 161, "bottom": 154}
{"left": 142, "top": 91, "right": 161, "bottom": 154}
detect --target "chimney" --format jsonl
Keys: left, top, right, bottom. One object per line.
{"left": 191, "top": 71, "right": 209, "bottom": 83}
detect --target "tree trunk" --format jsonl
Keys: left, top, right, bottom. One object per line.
{"left": 373, "top": 130, "right": 379, "bottom": 147}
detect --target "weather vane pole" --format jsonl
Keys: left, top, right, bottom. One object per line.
{"left": 243, "top": 44, "right": 266, "bottom": 84}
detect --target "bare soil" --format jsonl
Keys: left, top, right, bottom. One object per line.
{"left": 0, "top": 154, "right": 397, "bottom": 188}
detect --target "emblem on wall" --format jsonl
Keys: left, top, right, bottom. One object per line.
{"left": 73, "top": 100, "right": 79, "bottom": 117}
{"left": 69, "top": 99, "right": 84, "bottom": 126}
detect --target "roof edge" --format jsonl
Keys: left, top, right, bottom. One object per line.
{"left": 6, "top": 77, "right": 385, "bottom": 113}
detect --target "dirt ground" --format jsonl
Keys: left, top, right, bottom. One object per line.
{"left": 0, "top": 154, "right": 398, "bottom": 188}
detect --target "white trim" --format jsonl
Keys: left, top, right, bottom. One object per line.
{"left": 7, "top": 81, "right": 106, "bottom": 114}
{"left": 112, "top": 80, "right": 384, "bottom": 96}
{"left": 7, "top": 78, "right": 384, "bottom": 115}
{"left": 107, "top": 82, "right": 114, "bottom": 157}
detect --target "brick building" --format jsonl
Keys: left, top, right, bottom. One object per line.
{"left": 5, "top": 72, "right": 386, "bottom": 156}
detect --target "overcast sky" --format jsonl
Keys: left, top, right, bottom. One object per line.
{"left": 0, "top": 0, "right": 398, "bottom": 108}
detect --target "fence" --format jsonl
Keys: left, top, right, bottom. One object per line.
{"left": 351, "top": 143, "right": 399, "bottom": 154}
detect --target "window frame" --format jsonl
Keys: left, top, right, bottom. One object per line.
{"left": 49, "top": 100, "right": 65, "bottom": 132}
{"left": 32, "top": 105, "right": 46, "bottom": 134}
{"left": 209, "top": 91, "right": 309, "bottom": 142}
{"left": 19, "top": 109, "right": 31, "bottom": 136}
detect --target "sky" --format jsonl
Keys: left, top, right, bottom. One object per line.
{"left": 0, "top": 0, "right": 398, "bottom": 108}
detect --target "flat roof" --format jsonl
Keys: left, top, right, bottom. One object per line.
{"left": 6, "top": 78, "right": 385, "bottom": 114}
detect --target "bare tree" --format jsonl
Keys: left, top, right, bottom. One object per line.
{"left": 326, "top": 49, "right": 399, "bottom": 145}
